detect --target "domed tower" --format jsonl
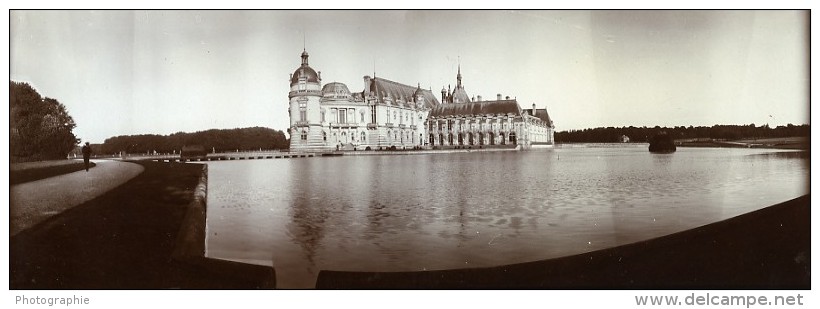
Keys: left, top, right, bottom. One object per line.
{"left": 288, "top": 49, "right": 325, "bottom": 151}
{"left": 321, "top": 82, "right": 352, "bottom": 101}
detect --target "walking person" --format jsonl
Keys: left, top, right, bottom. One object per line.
{"left": 82, "top": 142, "right": 92, "bottom": 172}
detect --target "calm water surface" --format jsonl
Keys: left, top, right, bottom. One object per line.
{"left": 204, "top": 145, "right": 809, "bottom": 288}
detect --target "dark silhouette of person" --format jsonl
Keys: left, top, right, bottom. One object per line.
{"left": 82, "top": 142, "right": 92, "bottom": 172}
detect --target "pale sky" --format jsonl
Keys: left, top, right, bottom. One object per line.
{"left": 10, "top": 10, "right": 809, "bottom": 143}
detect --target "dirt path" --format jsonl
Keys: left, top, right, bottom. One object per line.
{"left": 10, "top": 160, "right": 144, "bottom": 236}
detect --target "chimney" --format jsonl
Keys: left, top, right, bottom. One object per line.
{"left": 318, "top": 71, "right": 322, "bottom": 81}
{"left": 505, "top": 96, "right": 510, "bottom": 100}
{"left": 532, "top": 103, "right": 537, "bottom": 116}
{"left": 363, "top": 76, "right": 372, "bottom": 95}
{"left": 477, "top": 95, "right": 482, "bottom": 101}
{"left": 497, "top": 93, "right": 502, "bottom": 100}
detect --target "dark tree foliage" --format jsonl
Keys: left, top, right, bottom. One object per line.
{"left": 555, "top": 124, "right": 810, "bottom": 143}
{"left": 101, "top": 127, "right": 289, "bottom": 154}
{"left": 648, "top": 132, "right": 676, "bottom": 153}
{"left": 10, "top": 81, "right": 79, "bottom": 162}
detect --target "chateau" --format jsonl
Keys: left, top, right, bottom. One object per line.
{"left": 287, "top": 50, "right": 554, "bottom": 152}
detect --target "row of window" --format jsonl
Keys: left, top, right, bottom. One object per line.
{"left": 306, "top": 106, "right": 423, "bottom": 125}
{"left": 431, "top": 121, "right": 514, "bottom": 132}
{"left": 429, "top": 132, "right": 517, "bottom": 146}
{"left": 298, "top": 129, "right": 425, "bottom": 145}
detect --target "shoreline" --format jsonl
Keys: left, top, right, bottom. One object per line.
{"left": 555, "top": 142, "right": 811, "bottom": 151}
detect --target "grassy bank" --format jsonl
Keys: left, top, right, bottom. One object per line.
{"left": 10, "top": 160, "right": 271, "bottom": 289}
{"left": 318, "top": 195, "right": 810, "bottom": 289}
{"left": 10, "top": 160, "right": 97, "bottom": 185}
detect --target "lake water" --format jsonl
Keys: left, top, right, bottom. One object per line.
{"left": 203, "top": 145, "right": 809, "bottom": 288}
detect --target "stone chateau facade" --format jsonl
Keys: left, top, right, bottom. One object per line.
{"left": 287, "top": 49, "right": 554, "bottom": 152}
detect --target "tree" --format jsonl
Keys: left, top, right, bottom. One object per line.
{"left": 101, "top": 127, "right": 289, "bottom": 155}
{"left": 10, "top": 81, "right": 79, "bottom": 162}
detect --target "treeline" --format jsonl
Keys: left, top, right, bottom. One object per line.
{"left": 555, "top": 124, "right": 810, "bottom": 143}
{"left": 101, "top": 127, "right": 289, "bottom": 154}
{"left": 10, "top": 81, "right": 79, "bottom": 162}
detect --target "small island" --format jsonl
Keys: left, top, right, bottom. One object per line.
{"left": 648, "top": 132, "right": 677, "bottom": 153}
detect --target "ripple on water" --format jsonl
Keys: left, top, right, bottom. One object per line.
{"left": 204, "top": 148, "right": 808, "bottom": 284}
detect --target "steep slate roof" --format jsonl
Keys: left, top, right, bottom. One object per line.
{"left": 523, "top": 108, "right": 554, "bottom": 126}
{"left": 369, "top": 77, "right": 441, "bottom": 108}
{"left": 451, "top": 86, "right": 470, "bottom": 103}
{"left": 429, "top": 100, "right": 522, "bottom": 118}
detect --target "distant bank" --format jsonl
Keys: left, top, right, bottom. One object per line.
{"left": 676, "top": 136, "right": 808, "bottom": 150}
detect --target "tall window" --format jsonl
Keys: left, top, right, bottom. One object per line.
{"left": 321, "top": 110, "right": 325, "bottom": 122}
{"left": 301, "top": 130, "right": 307, "bottom": 140}
{"left": 371, "top": 106, "right": 377, "bottom": 124}
{"left": 299, "top": 100, "right": 307, "bottom": 121}
{"left": 360, "top": 110, "right": 365, "bottom": 123}
{"left": 339, "top": 108, "right": 347, "bottom": 124}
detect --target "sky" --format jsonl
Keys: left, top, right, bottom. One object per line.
{"left": 10, "top": 10, "right": 810, "bottom": 143}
